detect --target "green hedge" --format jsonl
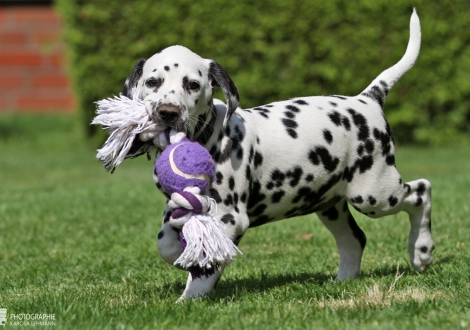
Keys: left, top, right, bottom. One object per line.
{"left": 56, "top": 0, "right": 470, "bottom": 144}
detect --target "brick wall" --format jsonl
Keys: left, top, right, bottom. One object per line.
{"left": 0, "top": 6, "right": 75, "bottom": 113}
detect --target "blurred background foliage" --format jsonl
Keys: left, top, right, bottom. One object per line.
{"left": 56, "top": 0, "right": 470, "bottom": 145}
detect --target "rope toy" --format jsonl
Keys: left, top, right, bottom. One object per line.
{"left": 156, "top": 131, "right": 241, "bottom": 277}
{"left": 91, "top": 87, "right": 241, "bottom": 277}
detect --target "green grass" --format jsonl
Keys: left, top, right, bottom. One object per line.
{"left": 1, "top": 114, "right": 470, "bottom": 329}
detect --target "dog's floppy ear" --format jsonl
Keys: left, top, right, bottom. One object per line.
{"left": 208, "top": 60, "right": 240, "bottom": 127}
{"left": 121, "top": 59, "right": 146, "bottom": 98}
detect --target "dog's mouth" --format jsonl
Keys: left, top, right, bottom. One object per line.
{"left": 151, "top": 116, "right": 188, "bottom": 135}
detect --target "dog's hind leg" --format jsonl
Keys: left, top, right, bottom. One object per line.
{"left": 347, "top": 173, "right": 434, "bottom": 272}
{"left": 316, "top": 200, "right": 367, "bottom": 280}
{"left": 401, "top": 179, "right": 434, "bottom": 271}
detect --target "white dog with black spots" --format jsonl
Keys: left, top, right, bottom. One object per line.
{"left": 120, "top": 9, "right": 434, "bottom": 301}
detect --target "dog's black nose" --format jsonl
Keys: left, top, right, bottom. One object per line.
{"left": 157, "top": 105, "right": 180, "bottom": 124}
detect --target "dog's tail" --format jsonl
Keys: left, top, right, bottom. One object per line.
{"left": 360, "top": 8, "right": 421, "bottom": 108}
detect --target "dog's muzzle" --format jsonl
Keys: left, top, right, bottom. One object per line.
{"left": 156, "top": 104, "right": 181, "bottom": 126}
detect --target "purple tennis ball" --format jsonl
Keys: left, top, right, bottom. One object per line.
{"left": 155, "top": 138, "right": 215, "bottom": 194}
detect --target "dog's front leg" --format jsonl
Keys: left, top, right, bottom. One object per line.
{"left": 177, "top": 268, "right": 224, "bottom": 302}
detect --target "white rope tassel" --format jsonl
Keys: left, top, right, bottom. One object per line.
{"left": 91, "top": 86, "right": 166, "bottom": 170}
{"left": 174, "top": 214, "right": 242, "bottom": 269}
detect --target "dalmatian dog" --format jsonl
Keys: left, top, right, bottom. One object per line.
{"left": 121, "top": 9, "right": 433, "bottom": 301}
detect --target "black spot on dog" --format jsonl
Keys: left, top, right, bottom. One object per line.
{"left": 152, "top": 68, "right": 157, "bottom": 72}
{"left": 357, "top": 145, "right": 364, "bottom": 156}
{"left": 415, "top": 197, "right": 423, "bottom": 207}
{"left": 221, "top": 214, "right": 236, "bottom": 225}
{"left": 348, "top": 214, "right": 366, "bottom": 249}
{"left": 284, "top": 111, "right": 295, "bottom": 119}
{"left": 214, "top": 139, "right": 233, "bottom": 164}
{"left": 308, "top": 146, "right": 339, "bottom": 173}
{"left": 361, "top": 81, "right": 388, "bottom": 108}
{"left": 417, "top": 182, "right": 426, "bottom": 196}
{"left": 253, "top": 107, "right": 270, "bottom": 119}
{"left": 329, "top": 101, "right": 338, "bottom": 107}
{"left": 287, "top": 166, "right": 303, "bottom": 187}
{"left": 404, "top": 183, "right": 411, "bottom": 193}
{"left": 253, "top": 152, "right": 263, "bottom": 169}
{"left": 216, "top": 171, "right": 223, "bottom": 185}
{"left": 328, "top": 111, "right": 342, "bottom": 126}
{"left": 245, "top": 165, "right": 251, "bottom": 180}
{"left": 241, "top": 192, "right": 247, "bottom": 203}
{"left": 388, "top": 195, "right": 398, "bottom": 207}
{"left": 198, "top": 70, "right": 202, "bottom": 77}
{"left": 224, "top": 194, "right": 233, "bottom": 206}
{"left": 208, "top": 188, "right": 222, "bottom": 203}
{"left": 323, "top": 129, "right": 333, "bottom": 144}
{"left": 286, "top": 105, "right": 300, "bottom": 113}
{"left": 322, "top": 206, "right": 339, "bottom": 220}
{"left": 228, "top": 176, "right": 235, "bottom": 190}
{"left": 236, "top": 148, "right": 244, "bottom": 160}
{"left": 365, "top": 139, "right": 375, "bottom": 153}
{"left": 373, "top": 128, "right": 393, "bottom": 156}
{"left": 250, "top": 203, "right": 267, "bottom": 217}
{"left": 158, "top": 231, "right": 164, "bottom": 239}
{"left": 351, "top": 196, "right": 364, "bottom": 204}
{"left": 386, "top": 154, "right": 395, "bottom": 166}
{"left": 368, "top": 196, "right": 377, "bottom": 205}
{"left": 357, "top": 155, "right": 374, "bottom": 173}
{"left": 174, "top": 63, "right": 179, "bottom": 67}
{"left": 305, "top": 174, "right": 314, "bottom": 182}
{"left": 293, "top": 99, "right": 309, "bottom": 105}
{"left": 348, "top": 109, "right": 367, "bottom": 126}
{"left": 248, "top": 146, "right": 254, "bottom": 164}
{"left": 282, "top": 119, "right": 298, "bottom": 128}
{"left": 247, "top": 181, "right": 266, "bottom": 210}
{"left": 164, "top": 65, "right": 170, "bottom": 71}
{"left": 342, "top": 117, "right": 351, "bottom": 131}
{"left": 286, "top": 129, "right": 298, "bottom": 139}
{"left": 271, "top": 169, "right": 286, "bottom": 187}
{"left": 420, "top": 246, "right": 428, "bottom": 253}
{"left": 272, "top": 190, "right": 285, "bottom": 203}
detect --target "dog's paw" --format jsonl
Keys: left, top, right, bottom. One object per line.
{"left": 410, "top": 240, "right": 435, "bottom": 272}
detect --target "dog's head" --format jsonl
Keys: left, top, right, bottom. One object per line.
{"left": 121, "top": 45, "right": 239, "bottom": 137}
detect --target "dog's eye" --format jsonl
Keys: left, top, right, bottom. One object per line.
{"left": 146, "top": 78, "right": 161, "bottom": 88}
{"left": 187, "top": 81, "right": 200, "bottom": 91}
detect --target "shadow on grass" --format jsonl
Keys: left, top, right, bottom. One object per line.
{"left": 155, "top": 256, "right": 453, "bottom": 301}
{"left": 156, "top": 270, "right": 334, "bottom": 301}
{"left": 361, "top": 255, "right": 453, "bottom": 279}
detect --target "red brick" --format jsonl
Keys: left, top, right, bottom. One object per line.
{"left": 13, "top": 8, "right": 60, "bottom": 22}
{"left": 17, "top": 94, "right": 76, "bottom": 112}
{"left": 0, "top": 9, "right": 7, "bottom": 23}
{"left": 0, "top": 32, "right": 26, "bottom": 44}
{"left": 0, "top": 75, "right": 22, "bottom": 88}
{"left": 32, "top": 74, "right": 70, "bottom": 88}
{"left": 0, "top": 53, "right": 42, "bottom": 66}
{"left": 49, "top": 53, "right": 66, "bottom": 67}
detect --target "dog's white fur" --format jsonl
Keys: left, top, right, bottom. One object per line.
{"left": 120, "top": 9, "right": 434, "bottom": 302}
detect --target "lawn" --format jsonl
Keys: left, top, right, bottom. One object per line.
{"left": 1, "top": 114, "right": 469, "bottom": 329}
